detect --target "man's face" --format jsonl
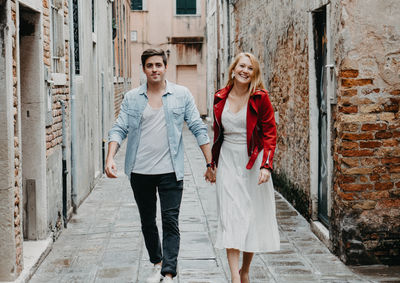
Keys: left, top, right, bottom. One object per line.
{"left": 143, "top": 55, "right": 167, "bottom": 84}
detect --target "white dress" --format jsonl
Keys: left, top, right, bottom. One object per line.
{"left": 215, "top": 100, "right": 280, "bottom": 252}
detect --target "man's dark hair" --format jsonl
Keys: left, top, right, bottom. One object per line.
{"left": 141, "top": 49, "right": 167, "bottom": 67}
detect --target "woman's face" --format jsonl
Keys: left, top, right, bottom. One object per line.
{"left": 233, "top": 56, "right": 254, "bottom": 86}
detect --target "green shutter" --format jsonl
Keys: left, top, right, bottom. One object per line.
{"left": 131, "top": 0, "right": 142, "bottom": 10}
{"left": 177, "top": 0, "right": 196, "bottom": 15}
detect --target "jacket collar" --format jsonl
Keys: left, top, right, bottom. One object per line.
{"left": 215, "top": 85, "right": 264, "bottom": 100}
{"left": 139, "top": 80, "right": 173, "bottom": 96}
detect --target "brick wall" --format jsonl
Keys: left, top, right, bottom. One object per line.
{"left": 43, "top": 0, "right": 70, "bottom": 158}
{"left": 331, "top": 0, "right": 400, "bottom": 264}
{"left": 232, "top": 0, "right": 312, "bottom": 218}
{"left": 113, "top": 82, "right": 125, "bottom": 119}
{"left": 230, "top": 0, "right": 400, "bottom": 264}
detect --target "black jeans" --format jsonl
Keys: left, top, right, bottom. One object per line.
{"left": 130, "top": 172, "right": 183, "bottom": 277}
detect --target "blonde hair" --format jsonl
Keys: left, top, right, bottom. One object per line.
{"left": 226, "top": 52, "right": 265, "bottom": 94}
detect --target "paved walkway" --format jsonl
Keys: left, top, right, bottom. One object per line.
{"left": 29, "top": 126, "right": 388, "bottom": 283}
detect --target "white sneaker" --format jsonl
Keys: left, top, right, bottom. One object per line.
{"left": 146, "top": 264, "right": 162, "bottom": 283}
{"left": 163, "top": 276, "right": 174, "bottom": 283}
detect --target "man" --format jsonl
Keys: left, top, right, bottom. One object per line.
{"left": 106, "top": 49, "right": 215, "bottom": 283}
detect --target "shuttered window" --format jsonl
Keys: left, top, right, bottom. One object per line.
{"left": 131, "top": 0, "right": 142, "bottom": 10}
{"left": 176, "top": 0, "right": 196, "bottom": 15}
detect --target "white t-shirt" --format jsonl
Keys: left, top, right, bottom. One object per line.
{"left": 132, "top": 104, "right": 174, "bottom": 175}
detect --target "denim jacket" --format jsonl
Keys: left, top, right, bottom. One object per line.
{"left": 108, "top": 80, "right": 210, "bottom": 181}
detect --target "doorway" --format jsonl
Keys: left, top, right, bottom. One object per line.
{"left": 313, "top": 7, "right": 329, "bottom": 226}
{"left": 19, "top": 4, "right": 46, "bottom": 240}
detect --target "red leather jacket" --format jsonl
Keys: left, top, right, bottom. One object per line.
{"left": 211, "top": 85, "right": 277, "bottom": 170}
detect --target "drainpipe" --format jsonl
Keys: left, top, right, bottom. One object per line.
{"left": 68, "top": 0, "right": 78, "bottom": 213}
{"left": 101, "top": 72, "right": 105, "bottom": 173}
{"left": 59, "top": 100, "right": 68, "bottom": 228}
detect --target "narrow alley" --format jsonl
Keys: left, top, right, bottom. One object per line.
{"left": 29, "top": 127, "right": 381, "bottom": 283}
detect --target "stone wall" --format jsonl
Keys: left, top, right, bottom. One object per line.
{"left": 11, "top": 0, "right": 23, "bottom": 274}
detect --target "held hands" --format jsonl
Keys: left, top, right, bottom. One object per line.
{"left": 204, "top": 167, "right": 216, "bottom": 183}
{"left": 105, "top": 158, "right": 118, "bottom": 178}
{"left": 258, "top": 168, "right": 271, "bottom": 185}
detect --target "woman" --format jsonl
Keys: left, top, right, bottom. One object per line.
{"left": 211, "top": 52, "right": 280, "bottom": 283}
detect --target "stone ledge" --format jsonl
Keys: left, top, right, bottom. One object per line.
{"left": 1, "top": 236, "right": 53, "bottom": 283}
{"left": 311, "top": 221, "right": 332, "bottom": 251}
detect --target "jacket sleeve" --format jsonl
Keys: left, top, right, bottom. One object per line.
{"left": 184, "top": 88, "right": 210, "bottom": 146}
{"left": 108, "top": 95, "right": 129, "bottom": 145}
{"left": 259, "top": 92, "right": 277, "bottom": 170}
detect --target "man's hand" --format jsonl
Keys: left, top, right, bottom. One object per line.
{"left": 105, "top": 158, "right": 118, "bottom": 178}
{"left": 105, "top": 141, "right": 119, "bottom": 178}
{"left": 258, "top": 168, "right": 271, "bottom": 185}
{"left": 204, "top": 167, "right": 216, "bottom": 183}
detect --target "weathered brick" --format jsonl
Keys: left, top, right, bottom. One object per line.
{"left": 341, "top": 133, "right": 374, "bottom": 140}
{"left": 361, "top": 123, "right": 387, "bottom": 131}
{"left": 370, "top": 174, "right": 380, "bottom": 181}
{"left": 375, "top": 182, "right": 394, "bottom": 191}
{"left": 384, "top": 104, "right": 399, "bottom": 113}
{"left": 352, "top": 200, "right": 376, "bottom": 210}
{"left": 339, "top": 106, "right": 358, "bottom": 114}
{"left": 375, "top": 131, "right": 393, "bottom": 139}
{"left": 338, "top": 175, "right": 357, "bottom": 184}
{"left": 382, "top": 157, "right": 400, "bottom": 164}
{"left": 342, "top": 157, "right": 359, "bottom": 167}
{"left": 360, "top": 158, "right": 380, "bottom": 167}
{"left": 340, "top": 149, "right": 374, "bottom": 157}
{"left": 339, "top": 191, "right": 357, "bottom": 200}
{"left": 382, "top": 139, "right": 399, "bottom": 147}
{"left": 360, "top": 141, "right": 382, "bottom": 148}
{"left": 340, "top": 69, "right": 359, "bottom": 78}
{"left": 341, "top": 113, "right": 377, "bottom": 123}
{"left": 341, "top": 78, "right": 373, "bottom": 87}
{"left": 341, "top": 89, "right": 358, "bottom": 97}
{"left": 362, "top": 191, "right": 389, "bottom": 200}
{"left": 342, "top": 167, "right": 374, "bottom": 175}
{"left": 373, "top": 166, "right": 388, "bottom": 174}
{"left": 389, "top": 165, "right": 400, "bottom": 173}
{"left": 341, "top": 184, "right": 373, "bottom": 192}
{"left": 341, "top": 123, "right": 360, "bottom": 132}
{"left": 376, "top": 199, "right": 400, "bottom": 209}
{"left": 360, "top": 104, "right": 383, "bottom": 113}
{"left": 341, "top": 141, "right": 359, "bottom": 150}
{"left": 379, "top": 112, "right": 396, "bottom": 122}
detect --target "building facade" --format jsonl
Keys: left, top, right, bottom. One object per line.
{"left": 207, "top": 0, "right": 400, "bottom": 265}
{"left": 112, "top": 0, "right": 132, "bottom": 118}
{"left": 0, "top": 0, "right": 115, "bottom": 281}
{"left": 130, "top": 0, "right": 208, "bottom": 115}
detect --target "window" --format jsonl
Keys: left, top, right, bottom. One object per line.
{"left": 51, "top": 0, "right": 64, "bottom": 73}
{"left": 131, "top": 31, "right": 137, "bottom": 42}
{"left": 176, "top": 0, "right": 196, "bottom": 15}
{"left": 131, "top": 0, "right": 142, "bottom": 10}
{"left": 72, "top": 0, "right": 80, "bottom": 74}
